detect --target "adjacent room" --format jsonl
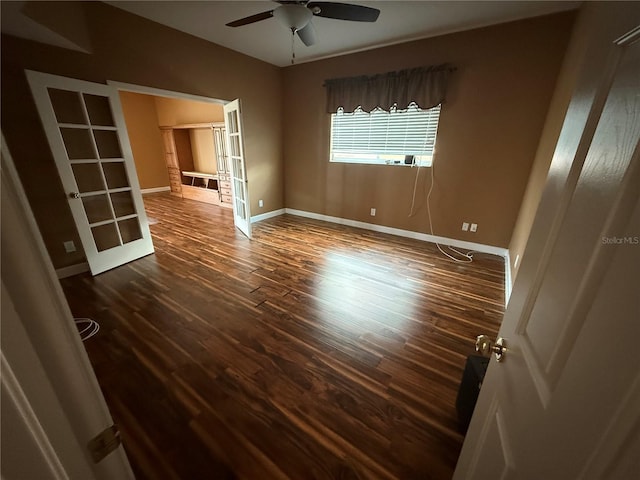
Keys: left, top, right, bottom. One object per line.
{"left": 2, "top": 2, "right": 639, "bottom": 479}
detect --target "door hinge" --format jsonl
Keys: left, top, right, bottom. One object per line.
{"left": 88, "top": 424, "right": 121, "bottom": 463}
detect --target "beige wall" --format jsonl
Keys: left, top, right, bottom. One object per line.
{"left": 282, "top": 12, "right": 575, "bottom": 249}
{"left": 1, "top": 1, "right": 283, "bottom": 269}
{"left": 154, "top": 96, "right": 223, "bottom": 126}
{"left": 119, "top": 91, "right": 169, "bottom": 190}
{"left": 189, "top": 129, "right": 217, "bottom": 174}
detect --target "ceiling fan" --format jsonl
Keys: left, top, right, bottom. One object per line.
{"left": 225, "top": 1, "right": 381, "bottom": 47}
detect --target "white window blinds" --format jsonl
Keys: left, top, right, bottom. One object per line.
{"left": 330, "top": 102, "right": 441, "bottom": 165}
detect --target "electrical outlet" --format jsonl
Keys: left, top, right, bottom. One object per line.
{"left": 370, "top": 208, "right": 376, "bottom": 216}
{"left": 462, "top": 222, "right": 469, "bottom": 231}
{"left": 64, "top": 241, "right": 76, "bottom": 253}
{"left": 258, "top": 199, "right": 264, "bottom": 208}
{"left": 470, "top": 223, "right": 478, "bottom": 232}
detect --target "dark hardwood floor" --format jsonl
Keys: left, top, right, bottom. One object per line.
{"left": 61, "top": 193, "right": 505, "bottom": 480}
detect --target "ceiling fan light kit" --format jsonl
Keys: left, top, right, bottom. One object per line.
{"left": 273, "top": 5, "right": 313, "bottom": 31}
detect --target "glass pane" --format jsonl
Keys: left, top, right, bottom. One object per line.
{"left": 110, "top": 191, "right": 136, "bottom": 217}
{"left": 118, "top": 217, "right": 142, "bottom": 244}
{"left": 91, "top": 223, "right": 120, "bottom": 252}
{"left": 234, "top": 179, "right": 245, "bottom": 200}
{"left": 233, "top": 158, "right": 243, "bottom": 180}
{"left": 227, "top": 111, "right": 238, "bottom": 133}
{"left": 102, "top": 162, "right": 129, "bottom": 189}
{"left": 84, "top": 94, "right": 115, "bottom": 126}
{"left": 48, "top": 89, "right": 86, "bottom": 124}
{"left": 61, "top": 128, "right": 96, "bottom": 159}
{"left": 236, "top": 200, "right": 246, "bottom": 220}
{"left": 72, "top": 163, "right": 105, "bottom": 193}
{"left": 229, "top": 135, "right": 240, "bottom": 156}
{"left": 82, "top": 194, "right": 113, "bottom": 223}
{"left": 93, "top": 130, "right": 122, "bottom": 158}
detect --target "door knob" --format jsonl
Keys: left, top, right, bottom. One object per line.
{"left": 475, "top": 335, "right": 507, "bottom": 362}
{"left": 69, "top": 192, "right": 80, "bottom": 199}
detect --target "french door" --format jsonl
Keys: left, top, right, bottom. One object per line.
{"left": 223, "top": 99, "right": 252, "bottom": 239}
{"left": 27, "top": 71, "right": 154, "bottom": 275}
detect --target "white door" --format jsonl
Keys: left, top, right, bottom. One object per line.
{"left": 454, "top": 28, "right": 640, "bottom": 479}
{"left": 2, "top": 134, "right": 135, "bottom": 479}
{"left": 224, "top": 99, "right": 252, "bottom": 238}
{"left": 27, "top": 71, "right": 154, "bottom": 275}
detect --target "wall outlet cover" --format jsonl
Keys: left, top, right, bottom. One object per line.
{"left": 370, "top": 208, "right": 376, "bottom": 216}
{"left": 258, "top": 199, "right": 264, "bottom": 208}
{"left": 470, "top": 223, "right": 478, "bottom": 232}
{"left": 64, "top": 241, "right": 76, "bottom": 253}
{"left": 462, "top": 222, "right": 469, "bottom": 231}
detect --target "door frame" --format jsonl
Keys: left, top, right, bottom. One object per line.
{"left": 1, "top": 133, "right": 135, "bottom": 479}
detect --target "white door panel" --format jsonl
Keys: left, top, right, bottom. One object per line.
{"left": 27, "top": 71, "right": 153, "bottom": 275}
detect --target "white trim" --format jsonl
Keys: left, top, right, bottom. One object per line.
{"left": 141, "top": 186, "right": 170, "bottom": 194}
{"left": 504, "top": 250, "right": 512, "bottom": 307}
{"left": 56, "top": 263, "right": 90, "bottom": 279}
{"left": 107, "top": 81, "right": 228, "bottom": 104}
{"left": 250, "top": 208, "right": 285, "bottom": 223}
{"left": 284, "top": 208, "right": 509, "bottom": 257}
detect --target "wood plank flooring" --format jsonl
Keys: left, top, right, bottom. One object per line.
{"left": 60, "top": 193, "right": 505, "bottom": 480}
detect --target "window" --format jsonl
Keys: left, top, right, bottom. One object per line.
{"left": 330, "top": 102, "right": 441, "bottom": 167}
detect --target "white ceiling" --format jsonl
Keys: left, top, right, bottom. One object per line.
{"left": 2, "top": 1, "right": 580, "bottom": 67}
{"left": 108, "top": 1, "right": 580, "bottom": 67}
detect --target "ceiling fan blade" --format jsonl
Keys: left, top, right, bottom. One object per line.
{"left": 307, "top": 2, "right": 380, "bottom": 22}
{"left": 226, "top": 10, "right": 274, "bottom": 27}
{"left": 297, "top": 21, "right": 317, "bottom": 46}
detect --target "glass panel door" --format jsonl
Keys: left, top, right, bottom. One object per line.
{"left": 223, "top": 99, "right": 251, "bottom": 239}
{"left": 27, "top": 71, "right": 154, "bottom": 275}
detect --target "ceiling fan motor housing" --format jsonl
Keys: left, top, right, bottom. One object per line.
{"left": 273, "top": 5, "right": 313, "bottom": 31}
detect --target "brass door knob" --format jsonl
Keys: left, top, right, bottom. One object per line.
{"left": 475, "top": 335, "right": 507, "bottom": 362}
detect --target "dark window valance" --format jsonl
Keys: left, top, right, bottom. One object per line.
{"left": 324, "top": 63, "right": 454, "bottom": 113}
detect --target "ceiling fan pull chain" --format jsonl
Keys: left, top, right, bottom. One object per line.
{"left": 291, "top": 28, "right": 296, "bottom": 65}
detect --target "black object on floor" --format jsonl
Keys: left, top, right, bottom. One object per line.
{"left": 456, "top": 355, "right": 489, "bottom": 432}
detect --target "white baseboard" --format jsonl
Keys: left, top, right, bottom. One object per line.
{"left": 284, "top": 208, "right": 509, "bottom": 258}
{"left": 56, "top": 262, "right": 90, "bottom": 279}
{"left": 250, "top": 208, "right": 286, "bottom": 223}
{"left": 141, "top": 186, "right": 170, "bottom": 194}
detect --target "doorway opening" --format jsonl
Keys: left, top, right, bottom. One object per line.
{"left": 116, "top": 88, "right": 234, "bottom": 211}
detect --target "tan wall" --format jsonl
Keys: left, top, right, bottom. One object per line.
{"left": 282, "top": 12, "right": 575, "bottom": 249}
{"left": 507, "top": 1, "right": 640, "bottom": 282}
{"left": 1, "top": 1, "right": 283, "bottom": 269}
{"left": 189, "top": 129, "right": 217, "bottom": 174}
{"left": 119, "top": 91, "right": 169, "bottom": 190}
{"left": 154, "top": 96, "right": 223, "bottom": 126}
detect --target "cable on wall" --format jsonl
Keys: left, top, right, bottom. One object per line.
{"left": 412, "top": 157, "right": 475, "bottom": 263}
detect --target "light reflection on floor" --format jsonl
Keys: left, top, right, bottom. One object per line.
{"left": 313, "top": 248, "right": 421, "bottom": 336}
